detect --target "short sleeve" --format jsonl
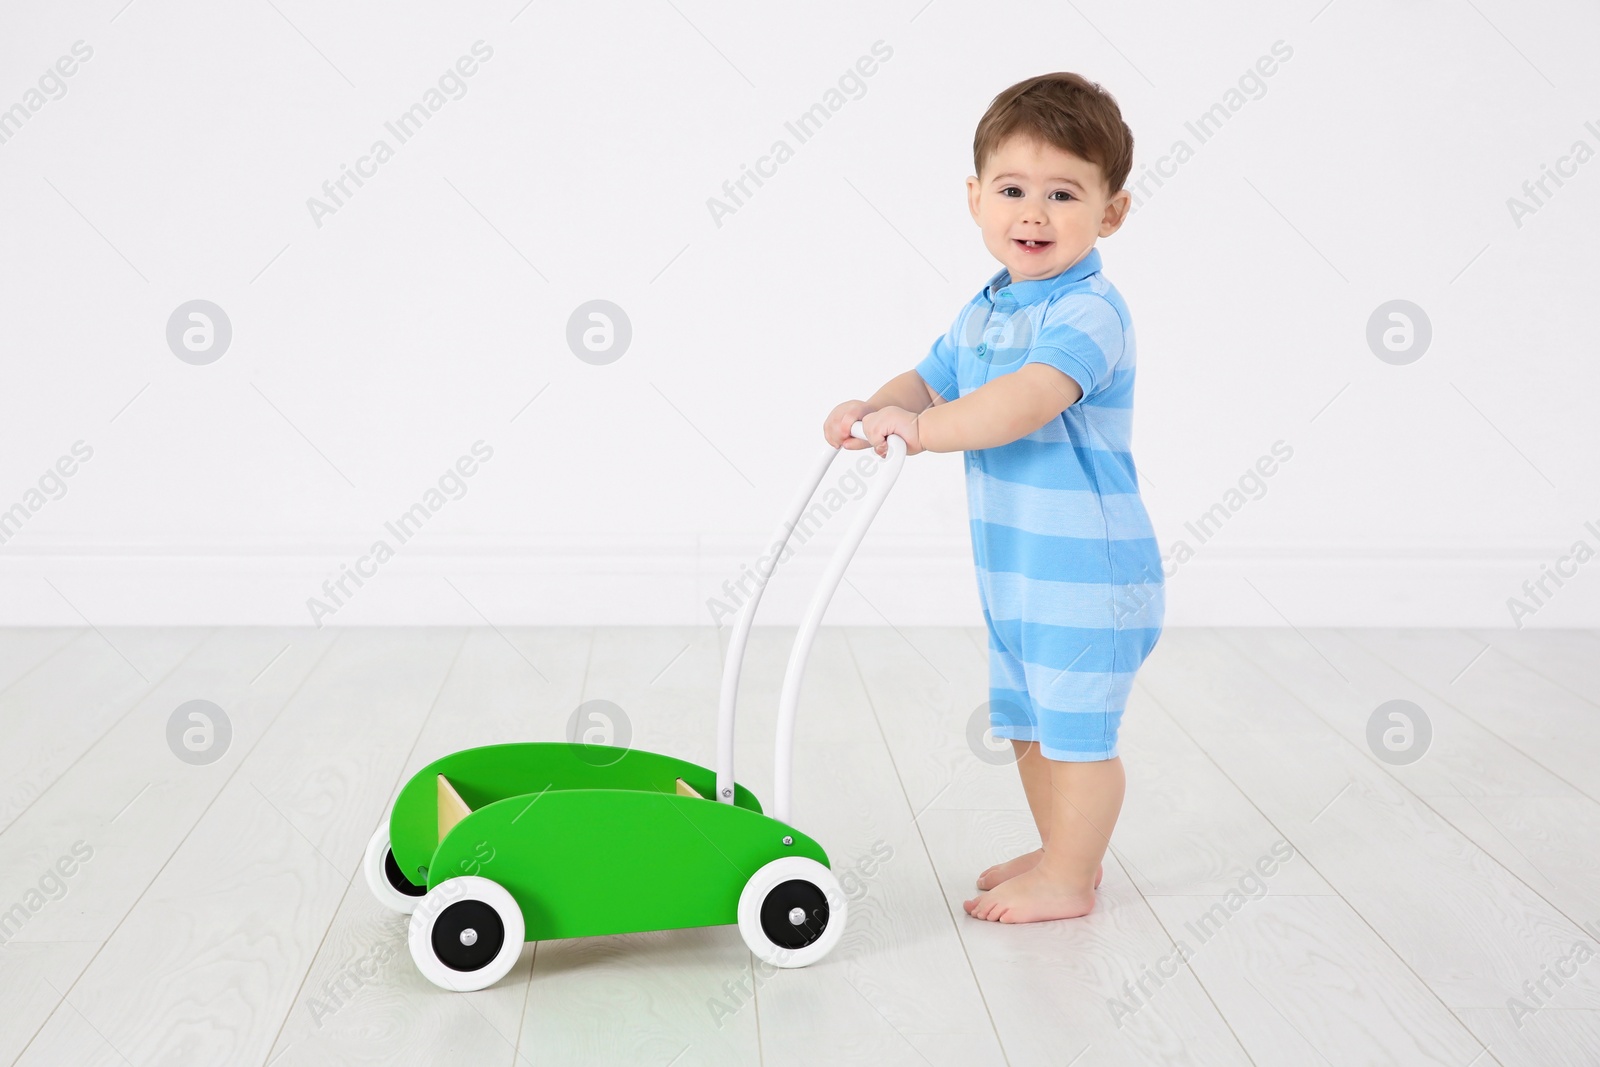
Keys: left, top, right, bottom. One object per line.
{"left": 914, "top": 318, "right": 959, "bottom": 402}
{"left": 1025, "top": 293, "right": 1124, "bottom": 403}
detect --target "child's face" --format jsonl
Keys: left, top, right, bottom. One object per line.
{"left": 966, "top": 134, "right": 1131, "bottom": 282}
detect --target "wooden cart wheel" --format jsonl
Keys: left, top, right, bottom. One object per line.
{"left": 737, "top": 856, "right": 847, "bottom": 968}
{"left": 408, "top": 876, "right": 525, "bottom": 992}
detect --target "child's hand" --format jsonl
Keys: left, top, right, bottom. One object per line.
{"left": 861, "top": 406, "right": 924, "bottom": 457}
{"left": 824, "top": 400, "right": 874, "bottom": 449}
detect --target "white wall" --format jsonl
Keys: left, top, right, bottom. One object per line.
{"left": 1, "top": 0, "right": 1595, "bottom": 628}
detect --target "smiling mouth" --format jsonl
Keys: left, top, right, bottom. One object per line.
{"left": 1013, "top": 238, "right": 1053, "bottom": 252}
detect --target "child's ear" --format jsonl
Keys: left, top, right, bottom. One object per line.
{"left": 1099, "top": 189, "right": 1132, "bottom": 236}
{"left": 966, "top": 176, "right": 982, "bottom": 223}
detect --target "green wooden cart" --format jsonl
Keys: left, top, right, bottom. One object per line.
{"left": 363, "top": 423, "right": 906, "bottom": 990}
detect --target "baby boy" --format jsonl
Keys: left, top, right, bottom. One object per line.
{"left": 824, "top": 73, "right": 1165, "bottom": 924}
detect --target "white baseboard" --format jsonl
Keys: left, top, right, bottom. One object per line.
{"left": 0, "top": 536, "right": 1591, "bottom": 628}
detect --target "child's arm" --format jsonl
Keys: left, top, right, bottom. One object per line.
{"left": 920, "top": 364, "right": 1082, "bottom": 451}
{"left": 823, "top": 370, "right": 944, "bottom": 449}
{"left": 867, "top": 370, "right": 945, "bottom": 414}
{"left": 861, "top": 364, "right": 1083, "bottom": 455}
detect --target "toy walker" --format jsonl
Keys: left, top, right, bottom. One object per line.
{"left": 362, "top": 422, "right": 906, "bottom": 990}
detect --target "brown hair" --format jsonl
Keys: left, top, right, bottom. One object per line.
{"left": 972, "top": 73, "right": 1134, "bottom": 196}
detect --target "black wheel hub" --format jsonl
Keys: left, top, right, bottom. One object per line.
{"left": 759, "top": 878, "right": 829, "bottom": 950}
{"left": 383, "top": 848, "right": 426, "bottom": 897}
{"left": 432, "top": 899, "right": 506, "bottom": 971}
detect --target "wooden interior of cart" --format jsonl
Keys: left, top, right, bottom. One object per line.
{"left": 433, "top": 773, "right": 706, "bottom": 844}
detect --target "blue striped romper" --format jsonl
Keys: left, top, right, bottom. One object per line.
{"left": 914, "top": 247, "right": 1164, "bottom": 762}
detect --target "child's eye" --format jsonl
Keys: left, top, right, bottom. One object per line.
{"left": 1050, "top": 190, "right": 1075, "bottom": 201}
{"left": 1001, "top": 187, "right": 1023, "bottom": 197}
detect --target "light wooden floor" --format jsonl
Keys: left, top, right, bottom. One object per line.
{"left": 0, "top": 626, "right": 1597, "bottom": 1067}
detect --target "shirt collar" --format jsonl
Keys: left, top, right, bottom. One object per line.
{"left": 982, "top": 246, "right": 1102, "bottom": 307}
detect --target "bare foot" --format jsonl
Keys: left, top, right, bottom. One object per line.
{"left": 963, "top": 865, "right": 1097, "bottom": 923}
{"left": 976, "top": 852, "right": 1102, "bottom": 891}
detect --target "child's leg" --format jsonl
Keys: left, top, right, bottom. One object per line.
{"left": 1039, "top": 755, "right": 1124, "bottom": 885}
{"left": 964, "top": 754, "right": 1124, "bottom": 923}
{"left": 1014, "top": 738, "right": 1054, "bottom": 838}
{"left": 975, "top": 740, "right": 1105, "bottom": 890}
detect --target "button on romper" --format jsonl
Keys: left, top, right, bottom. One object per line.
{"left": 914, "top": 247, "right": 1165, "bottom": 762}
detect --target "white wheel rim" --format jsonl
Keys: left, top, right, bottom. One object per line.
{"left": 363, "top": 825, "right": 425, "bottom": 914}
{"left": 737, "top": 856, "right": 847, "bottom": 968}
{"left": 408, "top": 876, "right": 526, "bottom": 992}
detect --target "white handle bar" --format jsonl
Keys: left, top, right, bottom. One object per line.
{"left": 714, "top": 421, "right": 907, "bottom": 824}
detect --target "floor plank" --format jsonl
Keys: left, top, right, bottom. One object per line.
{"left": 1224, "top": 627, "right": 1600, "bottom": 931}
{"left": 1139, "top": 630, "right": 1600, "bottom": 1018}
{"left": 1144, "top": 895, "right": 1488, "bottom": 1065}
{"left": 0, "top": 628, "right": 211, "bottom": 834}
{"left": 12, "top": 629, "right": 456, "bottom": 1067}
{"left": 1346, "top": 629, "right": 1600, "bottom": 801}
{"left": 0, "top": 628, "right": 333, "bottom": 1064}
